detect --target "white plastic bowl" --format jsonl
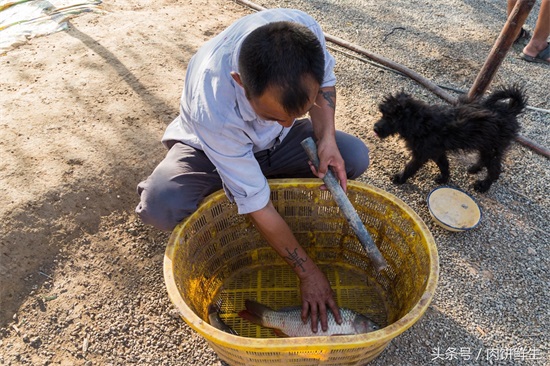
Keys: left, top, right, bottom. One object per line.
{"left": 427, "top": 187, "right": 482, "bottom": 232}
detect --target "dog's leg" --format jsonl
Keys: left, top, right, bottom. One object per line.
{"left": 469, "top": 148, "right": 492, "bottom": 175}
{"left": 433, "top": 154, "right": 450, "bottom": 184}
{"left": 474, "top": 153, "right": 502, "bottom": 192}
{"left": 467, "top": 158, "right": 484, "bottom": 174}
{"left": 393, "top": 156, "right": 426, "bottom": 184}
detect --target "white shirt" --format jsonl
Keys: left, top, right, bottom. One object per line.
{"left": 162, "top": 8, "right": 336, "bottom": 214}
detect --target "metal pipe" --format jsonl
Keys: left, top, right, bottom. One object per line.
{"left": 301, "top": 138, "right": 388, "bottom": 272}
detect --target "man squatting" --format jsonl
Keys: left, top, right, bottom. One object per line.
{"left": 136, "top": 9, "right": 370, "bottom": 333}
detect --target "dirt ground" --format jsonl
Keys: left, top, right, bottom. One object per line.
{"left": 1, "top": 0, "right": 548, "bottom": 365}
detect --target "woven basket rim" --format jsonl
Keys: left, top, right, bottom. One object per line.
{"left": 164, "top": 178, "right": 439, "bottom": 351}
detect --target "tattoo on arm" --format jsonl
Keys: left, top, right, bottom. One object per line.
{"left": 284, "top": 247, "right": 308, "bottom": 273}
{"left": 319, "top": 89, "right": 336, "bottom": 110}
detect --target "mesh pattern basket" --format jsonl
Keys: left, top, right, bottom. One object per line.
{"left": 164, "top": 179, "right": 439, "bottom": 365}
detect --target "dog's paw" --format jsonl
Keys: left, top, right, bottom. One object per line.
{"left": 474, "top": 180, "right": 491, "bottom": 193}
{"left": 434, "top": 174, "right": 449, "bottom": 184}
{"left": 468, "top": 165, "right": 482, "bottom": 174}
{"left": 392, "top": 173, "right": 407, "bottom": 185}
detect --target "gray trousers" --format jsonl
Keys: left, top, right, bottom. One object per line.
{"left": 136, "top": 119, "right": 370, "bottom": 231}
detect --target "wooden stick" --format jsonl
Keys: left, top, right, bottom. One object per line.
{"left": 301, "top": 137, "right": 388, "bottom": 272}
{"left": 467, "top": 0, "right": 536, "bottom": 101}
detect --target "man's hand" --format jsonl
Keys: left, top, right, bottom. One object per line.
{"left": 309, "top": 137, "right": 347, "bottom": 192}
{"left": 309, "top": 86, "right": 347, "bottom": 192}
{"left": 299, "top": 267, "right": 342, "bottom": 333}
{"left": 248, "top": 203, "right": 342, "bottom": 333}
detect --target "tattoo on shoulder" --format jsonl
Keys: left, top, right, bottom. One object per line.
{"left": 319, "top": 90, "right": 336, "bottom": 110}
{"left": 284, "top": 247, "right": 307, "bottom": 273}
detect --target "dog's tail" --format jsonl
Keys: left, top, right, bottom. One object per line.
{"left": 483, "top": 84, "right": 527, "bottom": 117}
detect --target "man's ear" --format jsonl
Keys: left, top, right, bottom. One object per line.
{"left": 230, "top": 72, "right": 244, "bottom": 87}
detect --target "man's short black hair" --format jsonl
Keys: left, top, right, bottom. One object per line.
{"left": 238, "top": 21, "right": 325, "bottom": 116}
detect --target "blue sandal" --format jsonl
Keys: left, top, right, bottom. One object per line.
{"left": 520, "top": 43, "right": 550, "bottom": 65}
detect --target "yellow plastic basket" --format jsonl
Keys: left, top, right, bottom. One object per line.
{"left": 164, "top": 179, "right": 439, "bottom": 365}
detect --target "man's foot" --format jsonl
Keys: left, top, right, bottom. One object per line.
{"left": 520, "top": 42, "right": 550, "bottom": 65}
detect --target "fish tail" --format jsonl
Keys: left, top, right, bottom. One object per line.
{"left": 207, "top": 300, "right": 238, "bottom": 335}
{"left": 207, "top": 302, "right": 220, "bottom": 314}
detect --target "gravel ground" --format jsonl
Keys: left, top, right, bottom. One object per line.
{"left": 1, "top": 0, "right": 548, "bottom": 365}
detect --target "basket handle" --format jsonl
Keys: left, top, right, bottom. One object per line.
{"left": 301, "top": 137, "right": 388, "bottom": 272}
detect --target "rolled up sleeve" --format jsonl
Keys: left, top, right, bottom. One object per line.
{"left": 196, "top": 124, "right": 270, "bottom": 214}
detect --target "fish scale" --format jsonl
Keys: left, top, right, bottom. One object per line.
{"left": 239, "top": 300, "right": 380, "bottom": 337}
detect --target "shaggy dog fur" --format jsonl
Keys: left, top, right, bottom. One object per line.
{"left": 373, "top": 85, "right": 526, "bottom": 192}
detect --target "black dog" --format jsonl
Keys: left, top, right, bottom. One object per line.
{"left": 373, "top": 85, "right": 526, "bottom": 192}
